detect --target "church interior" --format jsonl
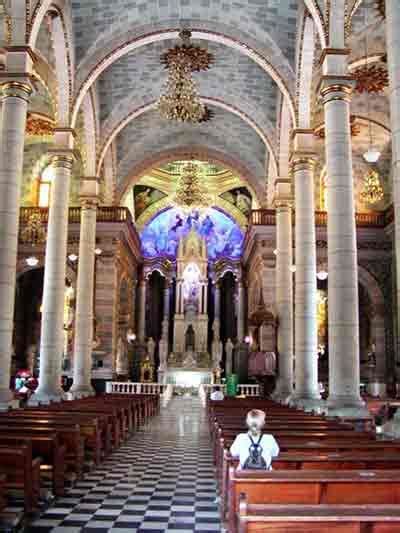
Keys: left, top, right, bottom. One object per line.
{"left": 1, "top": 0, "right": 400, "bottom": 531}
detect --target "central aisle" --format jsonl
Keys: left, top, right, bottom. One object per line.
{"left": 29, "top": 397, "right": 221, "bottom": 533}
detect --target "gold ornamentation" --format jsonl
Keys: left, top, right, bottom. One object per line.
{"left": 20, "top": 209, "right": 46, "bottom": 245}
{"left": 314, "top": 115, "right": 360, "bottom": 139}
{"left": 26, "top": 113, "right": 54, "bottom": 136}
{"left": 353, "top": 63, "right": 389, "bottom": 94}
{"left": 157, "top": 30, "right": 213, "bottom": 123}
{"left": 360, "top": 169, "right": 384, "bottom": 205}
{"left": 1, "top": 80, "right": 32, "bottom": 101}
{"left": 160, "top": 30, "right": 214, "bottom": 72}
{"left": 174, "top": 162, "right": 210, "bottom": 208}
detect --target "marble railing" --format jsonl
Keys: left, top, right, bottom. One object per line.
{"left": 106, "top": 381, "right": 167, "bottom": 395}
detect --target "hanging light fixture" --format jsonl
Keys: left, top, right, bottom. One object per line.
{"left": 360, "top": 169, "right": 384, "bottom": 204}
{"left": 26, "top": 256, "right": 39, "bottom": 267}
{"left": 157, "top": 30, "right": 214, "bottom": 123}
{"left": 361, "top": 11, "right": 381, "bottom": 163}
{"left": 317, "top": 270, "right": 328, "bottom": 281}
{"left": 174, "top": 162, "right": 210, "bottom": 209}
{"left": 20, "top": 210, "right": 46, "bottom": 245}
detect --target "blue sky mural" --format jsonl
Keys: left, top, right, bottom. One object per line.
{"left": 140, "top": 207, "right": 243, "bottom": 260}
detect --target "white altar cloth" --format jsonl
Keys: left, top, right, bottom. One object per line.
{"left": 165, "top": 368, "right": 212, "bottom": 387}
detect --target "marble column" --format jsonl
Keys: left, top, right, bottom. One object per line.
{"left": 290, "top": 141, "right": 321, "bottom": 409}
{"left": 138, "top": 278, "right": 147, "bottom": 342}
{"left": 237, "top": 281, "right": 245, "bottom": 342}
{"left": 381, "top": 1, "right": 400, "bottom": 436}
{"left": 386, "top": 0, "right": 400, "bottom": 374}
{"left": 0, "top": 80, "right": 32, "bottom": 407}
{"left": 70, "top": 182, "right": 99, "bottom": 398}
{"left": 163, "top": 279, "right": 170, "bottom": 320}
{"left": 273, "top": 181, "right": 293, "bottom": 402}
{"left": 320, "top": 59, "right": 367, "bottom": 416}
{"left": 30, "top": 150, "right": 75, "bottom": 404}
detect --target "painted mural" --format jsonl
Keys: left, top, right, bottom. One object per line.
{"left": 220, "top": 187, "right": 252, "bottom": 216}
{"left": 134, "top": 185, "right": 167, "bottom": 218}
{"left": 141, "top": 207, "right": 244, "bottom": 260}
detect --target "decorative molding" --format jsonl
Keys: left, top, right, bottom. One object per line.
{"left": 26, "top": 112, "right": 54, "bottom": 136}
{"left": 314, "top": 115, "right": 360, "bottom": 139}
{"left": 353, "top": 63, "right": 389, "bottom": 94}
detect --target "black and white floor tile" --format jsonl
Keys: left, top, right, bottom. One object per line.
{"left": 26, "top": 397, "right": 221, "bottom": 533}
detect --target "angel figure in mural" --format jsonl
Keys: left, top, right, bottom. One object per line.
{"left": 235, "top": 190, "right": 251, "bottom": 215}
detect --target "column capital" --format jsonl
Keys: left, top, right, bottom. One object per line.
{"left": 273, "top": 179, "right": 292, "bottom": 209}
{"left": 318, "top": 75, "right": 355, "bottom": 104}
{"left": 290, "top": 153, "right": 317, "bottom": 174}
{"left": 80, "top": 196, "right": 99, "bottom": 210}
{"left": 48, "top": 149, "right": 76, "bottom": 170}
{"left": 0, "top": 79, "right": 33, "bottom": 102}
{"left": 80, "top": 176, "right": 100, "bottom": 205}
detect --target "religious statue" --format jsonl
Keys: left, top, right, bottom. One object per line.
{"left": 159, "top": 320, "right": 169, "bottom": 371}
{"left": 225, "top": 338, "right": 234, "bottom": 376}
{"left": 182, "top": 349, "right": 197, "bottom": 368}
{"left": 25, "top": 344, "right": 37, "bottom": 374}
{"left": 140, "top": 356, "right": 154, "bottom": 382}
{"left": 116, "top": 336, "right": 129, "bottom": 377}
{"left": 212, "top": 337, "right": 223, "bottom": 370}
{"left": 147, "top": 337, "right": 156, "bottom": 364}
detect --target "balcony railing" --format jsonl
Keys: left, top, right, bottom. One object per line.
{"left": 250, "top": 209, "right": 388, "bottom": 228}
{"left": 19, "top": 206, "right": 133, "bottom": 225}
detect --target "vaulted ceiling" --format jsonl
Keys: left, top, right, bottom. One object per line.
{"left": 16, "top": 0, "right": 392, "bottom": 212}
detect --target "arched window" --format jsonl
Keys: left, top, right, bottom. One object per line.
{"left": 36, "top": 165, "right": 54, "bottom": 207}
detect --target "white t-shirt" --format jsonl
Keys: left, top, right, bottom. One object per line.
{"left": 230, "top": 432, "right": 280, "bottom": 469}
{"left": 210, "top": 390, "right": 224, "bottom": 401}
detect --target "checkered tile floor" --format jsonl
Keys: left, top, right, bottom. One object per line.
{"left": 27, "top": 397, "right": 221, "bottom": 532}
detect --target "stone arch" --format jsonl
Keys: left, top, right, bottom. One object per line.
{"left": 317, "top": 260, "right": 386, "bottom": 379}
{"left": 303, "top": 0, "right": 327, "bottom": 49}
{"left": 70, "top": 24, "right": 297, "bottom": 128}
{"left": 117, "top": 145, "right": 265, "bottom": 206}
{"left": 297, "top": 13, "right": 316, "bottom": 129}
{"left": 277, "top": 99, "right": 292, "bottom": 178}
{"left": 327, "top": 0, "right": 346, "bottom": 48}
{"left": 81, "top": 89, "right": 98, "bottom": 176}
{"left": 28, "top": 0, "right": 74, "bottom": 126}
{"left": 97, "top": 98, "right": 278, "bottom": 178}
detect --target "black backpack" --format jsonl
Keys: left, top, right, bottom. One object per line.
{"left": 243, "top": 434, "right": 267, "bottom": 470}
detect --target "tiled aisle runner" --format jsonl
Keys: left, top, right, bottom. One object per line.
{"left": 28, "top": 397, "right": 221, "bottom": 533}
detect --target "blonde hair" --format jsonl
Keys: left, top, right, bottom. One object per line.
{"left": 246, "top": 409, "right": 266, "bottom": 428}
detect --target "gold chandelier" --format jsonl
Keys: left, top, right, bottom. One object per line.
{"left": 157, "top": 30, "right": 214, "bottom": 123}
{"left": 20, "top": 210, "right": 46, "bottom": 245}
{"left": 360, "top": 170, "right": 384, "bottom": 205}
{"left": 174, "top": 162, "right": 210, "bottom": 208}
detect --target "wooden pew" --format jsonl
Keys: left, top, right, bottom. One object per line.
{"left": 228, "top": 469, "right": 400, "bottom": 532}
{"left": 219, "top": 450, "right": 400, "bottom": 519}
{"left": 0, "top": 444, "right": 41, "bottom": 513}
{"left": 0, "top": 434, "right": 65, "bottom": 497}
{"left": 4, "top": 411, "right": 104, "bottom": 465}
{"left": 238, "top": 500, "right": 400, "bottom": 533}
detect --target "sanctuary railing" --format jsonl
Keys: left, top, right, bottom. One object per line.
{"left": 105, "top": 381, "right": 166, "bottom": 395}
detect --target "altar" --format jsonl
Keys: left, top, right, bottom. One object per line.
{"left": 164, "top": 368, "right": 213, "bottom": 387}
